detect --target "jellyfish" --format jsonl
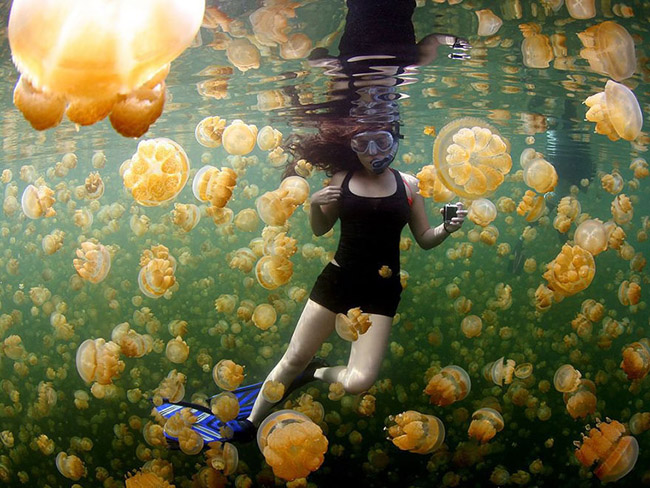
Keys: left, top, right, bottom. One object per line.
{"left": 601, "top": 170, "right": 624, "bottom": 194}
{"left": 192, "top": 166, "right": 237, "bottom": 210}
{"left": 83, "top": 172, "right": 104, "bottom": 200}
{"left": 516, "top": 190, "right": 546, "bottom": 222}
{"left": 138, "top": 245, "right": 177, "bottom": 299}
{"left": 234, "top": 208, "right": 260, "bottom": 232}
{"left": 519, "top": 23, "right": 553, "bottom": 68}
{"left": 252, "top": 303, "right": 277, "bottom": 331}
{"left": 279, "top": 176, "right": 310, "bottom": 206}
{"left": 467, "top": 199, "right": 497, "bottom": 227}
{"left": 255, "top": 255, "right": 293, "bottom": 290}
{"left": 573, "top": 219, "right": 608, "bottom": 256}
{"left": 523, "top": 156, "right": 557, "bottom": 193}
{"left": 213, "top": 359, "right": 245, "bottom": 391}
{"left": 205, "top": 441, "right": 239, "bottom": 475}
{"left": 118, "top": 329, "right": 151, "bottom": 359}
{"left": 584, "top": 80, "right": 643, "bottom": 142}
{"left": 564, "top": 379, "right": 597, "bottom": 419}
{"left": 73, "top": 207, "right": 94, "bottom": 229}
{"left": 483, "top": 357, "right": 516, "bottom": 386}
{"left": 611, "top": 194, "right": 633, "bottom": 225}
{"left": 73, "top": 241, "right": 111, "bottom": 284}
{"left": 386, "top": 410, "right": 445, "bottom": 454}
{"left": 565, "top": 0, "right": 596, "bottom": 18}
{"left": 257, "top": 410, "right": 328, "bottom": 481}
{"left": 195, "top": 116, "right": 226, "bottom": 148}
{"left": 553, "top": 364, "right": 581, "bottom": 393}
{"left": 120, "top": 138, "right": 190, "bottom": 206}
{"left": 262, "top": 380, "right": 286, "bottom": 403}
{"left": 543, "top": 244, "right": 595, "bottom": 300}
{"left": 424, "top": 365, "right": 471, "bottom": 407}
{"left": 42, "top": 230, "right": 64, "bottom": 255}
{"left": 574, "top": 418, "right": 638, "bottom": 483}
{"left": 476, "top": 9, "right": 502, "bottom": 37}
{"left": 618, "top": 280, "right": 641, "bottom": 307}
{"left": 620, "top": 339, "right": 650, "bottom": 380}
{"left": 229, "top": 247, "right": 257, "bottom": 273}
{"left": 256, "top": 190, "right": 296, "bottom": 226}
{"left": 468, "top": 408, "right": 504, "bottom": 444}
{"left": 55, "top": 452, "right": 86, "bottom": 481}
{"left": 630, "top": 158, "right": 648, "bottom": 179}
{"left": 553, "top": 196, "right": 581, "bottom": 233}
{"left": 8, "top": 0, "right": 204, "bottom": 136}
{"left": 211, "top": 392, "right": 240, "bottom": 422}
{"left": 165, "top": 336, "right": 189, "bottom": 364}
{"left": 280, "top": 33, "right": 313, "bottom": 60}
{"left": 335, "top": 307, "right": 373, "bottom": 342}
{"left": 125, "top": 471, "right": 173, "bottom": 488}
{"left": 433, "top": 118, "right": 512, "bottom": 199}
{"left": 460, "top": 315, "right": 482, "bottom": 338}
{"left": 75, "top": 338, "right": 124, "bottom": 385}
{"left": 577, "top": 21, "right": 635, "bottom": 81}
{"left": 415, "top": 165, "right": 454, "bottom": 202}
{"left": 21, "top": 183, "right": 56, "bottom": 219}
{"left": 178, "top": 427, "right": 204, "bottom": 455}
{"left": 629, "top": 413, "right": 650, "bottom": 436}
{"left": 250, "top": 4, "right": 295, "bottom": 46}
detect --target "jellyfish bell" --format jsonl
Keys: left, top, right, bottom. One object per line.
{"left": 519, "top": 23, "right": 553, "bottom": 68}
{"left": 255, "top": 255, "right": 293, "bottom": 290}
{"left": 574, "top": 219, "right": 608, "bottom": 256}
{"left": 468, "top": 408, "right": 504, "bottom": 444}
{"left": 226, "top": 38, "right": 261, "bottom": 72}
{"left": 73, "top": 240, "right": 111, "bottom": 283}
{"left": 585, "top": 80, "right": 643, "bottom": 142}
{"left": 252, "top": 303, "right": 277, "bottom": 330}
{"left": 386, "top": 410, "right": 445, "bottom": 454}
{"left": 523, "top": 157, "right": 557, "bottom": 194}
{"left": 195, "top": 116, "right": 226, "bottom": 148}
{"left": 475, "top": 9, "right": 502, "bottom": 37}
{"left": 467, "top": 199, "right": 497, "bottom": 227}
{"left": 257, "top": 125, "right": 283, "bottom": 151}
{"left": 21, "top": 184, "right": 56, "bottom": 219}
{"left": 279, "top": 33, "right": 312, "bottom": 60}
{"left": 213, "top": 359, "right": 245, "bottom": 391}
{"left": 577, "top": 21, "right": 635, "bottom": 81}
{"left": 211, "top": 392, "right": 240, "bottom": 422}
{"left": 424, "top": 365, "right": 471, "bottom": 406}
{"left": 553, "top": 364, "right": 581, "bottom": 393}
{"left": 279, "top": 176, "right": 310, "bottom": 206}
{"left": 222, "top": 119, "right": 258, "bottom": 156}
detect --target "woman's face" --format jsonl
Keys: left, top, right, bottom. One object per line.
{"left": 351, "top": 130, "right": 398, "bottom": 174}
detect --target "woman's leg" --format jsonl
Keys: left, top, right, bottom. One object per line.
{"left": 247, "top": 299, "right": 336, "bottom": 426}
{"left": 313, "top": 314, "right": 392, "bottom": 394}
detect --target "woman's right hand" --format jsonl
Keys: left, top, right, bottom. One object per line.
{"left": 310, "top": 186, "right": 342, "bottom": 206}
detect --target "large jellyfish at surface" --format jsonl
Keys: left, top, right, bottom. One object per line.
{"left": 584, "top": 80, "right": 643, "bottom": 142}
{"left": 433, "top": 117, "right": 512, "bottom": 199}
{"left": 578, "top": 21, "right": 636, "bottom": 81}
{"left": 8, "top": 0, "right": 204, "bottom": 137}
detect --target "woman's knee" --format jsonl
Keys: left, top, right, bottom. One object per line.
{"left": 279, "top": 349, "right": 312, "bottom": 371}
{"left": 341, "top": 371, "right": 377, "bottom": 395}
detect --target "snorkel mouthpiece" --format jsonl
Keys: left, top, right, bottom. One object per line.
{"left": 370, "top": 141, "right": 398, "bottom": 174}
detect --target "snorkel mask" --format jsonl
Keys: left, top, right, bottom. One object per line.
{"left": 350, "top": 130, "right": 400, "bottom": 174}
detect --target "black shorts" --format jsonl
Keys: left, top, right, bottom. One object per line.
{"left": 309, "top": 263, "right": 402, "bottom": 317}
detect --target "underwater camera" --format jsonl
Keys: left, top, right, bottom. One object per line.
{"left": 443, "top": 203, "right": 458, "bottom": 222}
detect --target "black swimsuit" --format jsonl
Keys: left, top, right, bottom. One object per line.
{"left": 309, "top": 169, "right": 411, "bottom": 316}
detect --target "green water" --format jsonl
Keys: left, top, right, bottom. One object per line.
{"left": 0, "top": 0, "right": 649, "bottom": 486}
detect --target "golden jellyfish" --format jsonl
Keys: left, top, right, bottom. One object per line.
{"left": 585, "top": 80, "right": 643, "bottom": 142}
{"left": 83, "top": 172, "right": 104, "bottom": 200}
{"left": 543, "top": 244, "right": 595, "bottom": 300}
{"left": 335, "top": 307, "right": 373, "bottom": 342}
{"left": 424, "top": 365, "right": 471, "bottom": 407}
{"left": 519, "top": 23, "right": 553, "bottom": 68}
{"left": 575, "top": 418, "right": 638, "bottom": 483}
{"left": 468, "top": 408, "right": 504, "bottom": 444}
{"left": 566, "top": 0, "right": 596, "bottom": 18}
{"left": 630, "top": 158, "right": 648, "bottom": 179}
{"left": 553, "top": 196, "right": 581, "bottom": 233}
{"left": 250, "top": 4, "right": 295, "bottom": 46}
{"left": 55, "top": 452, "right": 86, "bottom": 481}
{"left": 256, "top": 190, "right": 295, "bottom": 226}
{"left": 229, "top": 247, "right": 257, "bottom": 273}
{"left": 433, "top": 118, "right": 512, "bottom": 199}
{"left": 215, "top": 294, "right": 237, "bottom": 314}
{"left": 171, "top": 203, "right": 200, "bottom": 232}
{"left": 222, "top": 119, "right": 258, "bottom": 156}
{"left": 553, "top": 364, "right": 581, "bottom": 393}
{"left": 279, "top": 176, "right": 310, "bottom": 206}
{"left": 618, "top": 280, "right": 641, "bottom": 307}
{"left": 257, "top": 410, "right": 328, "bottom": 481}
{"left": 138, "top": 245, "right": 177, "bottom": 299}
{"left": 120, "top": 138, "right": 190, "bottom": 206}
{"left": 574, "top": 219, "right": 608, "bottom": 256}
{"left": 564, "top": 379, "right": 597, "bottom": 419}
{"left": 629, "top": 413, "right": 650, "bottom": 436}
{"left": 262, "top": 380, "right": 285, "bottom": 403}
{"left": 611, "top": 194, "right": 633, "bottom": 225}
{"left": 73, "top": 208, "right": 93, "bottom": 229}
{"left": 118, "top": 330, "right": 151, "bottom": 359}
{"left": 129, "top": 214, "right": 150, "bottom": 237}
{"left": 73, "top": 241, "right": 111, "bottom": 283}
{"left": 601, "top": 170, "right": 624, "bottom": 194}
{"left": 255, "top": 255, "right": 293, "bottom": 290}
{"left": 578, "top": 21, "right": 635, "bottom": 81}
{"left": 213, "top": 359, "right": 245, "bottom": 391}
{"left": 165, "top": 336, "right": 189, "bottom": 363}
{"left": 483, "top": 357, "right": 516, "bottom": 386}
{"left": 386, "top": 410, "right": 445, "bottom": 454}
{"left": 8, "top": 0, "right": 204, "bottom": 136}
{"left": 42, "top": 230, "right": 64, "bottom": 255}
{"left": 460, "top": 315, "right": 482, "bottom": 338}
{"left": 125, "top": 471, "right": 173, "bottom": 488}
{"left": 75, "top": 338, "right": 124, "bottom": 385}
{"left": 178, "top": 427, "right": 204, "bottom": 455}
{"left": 195, "top": 116, "right": 226, "bottom": 148}
{"left": 280, "top": 33, "right": 313, "bottom": 60}
{"left": 234, "top": 208, "right": 260, "bottom": 232}
{"left": 21, "top": 183, "right": 56, "bottom": 219}
{"left": 205, "top": 441, "right": 239, "bottom": 475}
{"left": 467, "top": 199, "right": 497, "bottom": 227}
{"left": 257, "top": 125, "right": 283, "bottom": 151}
{"left": 252, "top": 303, "right": 277, "bottom": 331}
{"left": 620, "top": 339, "right": 650, "bottom": 380}
{"left": 192, "top": 165, "right": 237, "bottom": 209}
{"left": 211, "top": 392, "right": 240, "bottom": 422}
{"left": 416, "top": 165, "right": 454, "bottom": 202}
{"left": 516, "top": 190, "right": 546, "bottom": 222}
{"left": 522, "top": 157, "right": 557, "bottom": 193}
{"left": 476, "top": 9, "right": 502, "bottom": 37}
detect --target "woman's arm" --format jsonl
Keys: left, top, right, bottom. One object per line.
{"left": 309, "top": 171, "right": 345, "bottom": 236}
{"left": 402, "top": 172, "right": 467, "bottom": 250}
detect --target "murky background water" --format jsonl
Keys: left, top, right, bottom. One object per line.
{"left": 0, "top": 0, "right": 649, "bottom": 486}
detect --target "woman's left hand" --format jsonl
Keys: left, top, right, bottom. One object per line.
{"left": 440, "top": 202, "right": 468, "bottom": 233}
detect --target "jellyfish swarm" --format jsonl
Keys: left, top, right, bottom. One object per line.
{"left": 192, "top": 165, "right": 237, "bottom": 222}
{"left": 542, "top": 244, "right": 595, "bottom": 301}
{"left": 585, "top": 80, "right": 643, "bottom": 142}
{"left": 424, "top": 365, "right": 471, "bottom": 406}
{"left": 386, "top": 410, "right": 445, "bottom": 454}
{"left": 120, "top": 138, "right": 190, "bottom": 206}
{"left": 620, "top": 339, "right": 650, "bottom": 380}
{"left": 256, "top": 410, "right": 328, "bottom": 481}
{"left": 578, "top": 21, "right": 636, "bottom": 82}
{"left": 73, "top": 241, "right": 111, "bottom": 284}
{"left": 468, "top": 408, "right": 504, "bottom": 444}
{"left": 519, "top": 23, "right": 554, "bottom": 68}
{"left": 575, "top": 419, "right": 639, "bottom": 483}
{"left": 138, "top": 244, "right": 177, "bottom": 299}
{"left": 433, "top": 118, "right": 512, "bottom": 199}
{"left": 335, "top": 307, "right": 373, "bottom": 342}
{"left": 8, "top": 0, "right": 204, "bottom": 137}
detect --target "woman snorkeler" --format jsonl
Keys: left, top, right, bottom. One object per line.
{"left": 234, "top": 119, "right": 468, "bottom": 438}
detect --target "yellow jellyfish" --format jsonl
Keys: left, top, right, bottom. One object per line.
{"left": 138, "top": 245, "right": 177, "bottom": 299}
{"left": 335, "top": 307, "right": 373, "bottom": 342}
{"left": 611, "top": 194, "right": 633, "bottom": 225}
{"left": 279, "top": 176, "right": 310, "bottom": 206}
{"left": 84, "top": 172, "right": 104, "bottom": 200}
{"left": 262, "top": 380, "right": 286, "bottom": 403}
{"left": 460, "top": 315, "right": 482, "bottom": 338}
{"left": 21, "top": 183, "right": 56, "bottom": 219}
{"left": 476, "top": 9, "right": 502, "bottom": 37}
{"left": 213, "top": 359, "right": 245, "bottom": 391}
{"left": 256, "top": 190, "right": 294, "bottom": 226}
{"left": 8, "top": 0, "right": 204, "bottom": 136}
{"left": 519, "top": 23, "right": 553, "bottom": 68}
{"left": 42, "top": 230, "right": 64, "bottom": 255}
{"left": 120, "top": 138, "right": 190, "bottom": 206}
{"left": 630, "top": 158, "right": 648, "bottom": 179}
{"left": 257, "top": 410, "right": 328, "bottom": 481}
{"left": 177, "top": 427, "right": 204, "bottom": 455}
{"left": 620, "top": 339, "right": 650, "bottom": 380}
{"left": 553, "top": 364, "right": 581, "bottom": 393}
{"left": 433, "top": 117, "right": 512, "bottom": 199}
{"left": 543, "top": 244, "right": 595, "bottom": 300}
{"left": 564, "top": 379, "right": 597, "bottom": 419}
{"left": 280, "top": 33, "right": 313, "bottom": 60}
{"left": 255, "top": 255, "right": 293, "bottom": 290}
{"left": 250, "top": 4, "right": 296, "bottom": 46}
{"left": 125, "top": 471, "right": 173, "bottom": 488}
{"left": 205, "top": 441, "right": 239, "bottom": 475}
{"left": 516, "top": 190, "right": 546, "bottom": 222}
{"left": 257, "top": 125, "right": 283, "bottom": 151}
{"left": 618, "top": 280, "right": 641, "bottom": 307}
{"left": 75, "top": 338, "right": 124, "bottom": 385}
{"left": 415, "top": 165, "right": 454, "bottom": 202}
{"left": 192, "top": 166, "right": 237, "bottom": 209}
{"left": 165, "top": 336, "right": 189, "bottom": 363}
{"left": 252, "top": 303, "right": 278, "bottom": 331}
{"left": 575, "top": 419, "right": 638, "bottom": 483}
{"left": 221, "top": 119, "right": 258, "bottom": 156}
{"left": 553, "top": 196, "right": 581, "bottom": 233}
{"left": 171, "top": 203, "right": 201, "bottom": 232}
{"left": 585, "top": 80, "right": 643, "bottom": 142}
{"left": 55, "top": 452, "right": 86, "bottom": 481}
{"left": 468, "top": 408, "right": 504, "bottom": 444}
{"left": 386, "top": 410, "right": 445, "bottom": 454}
{"left": 234, "top": 208, "right": 260, "bottom": 232}
{"left": 566, "top": 0, "right": 596, "bottom": 18}
{"left": 483, "top": 357, "right": 516, "bottom": 386}
{"left": 195, "top": 116, "right": 226, "bottom": 148}
{"left": 574, "top": 219, "right": 608, "bottom": 256}
{"left": 227, "top": 38, "right": 261, "bottom": 72}
{"left": 424, "top": 365, "right": 471, "bottom": 406}
{"left": 73, "top": 241, "right": 111, "bottom": 283}
{"left": 522, "top": 156, "right": 557, "bottom": 193}
{"left": 467, "top": 199, "right": 497, "bottom": 227}
{"left": 578, "top": 21, "right": 635, "bottom": 81}
{"left": 229, "top": 247, "right": 257, "bottom": 273}
{"left": 211, "top": 392, "right": 240, "bottom": 422}
{"left": 73, "top": 208, "right": 94, "bottom": 229}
